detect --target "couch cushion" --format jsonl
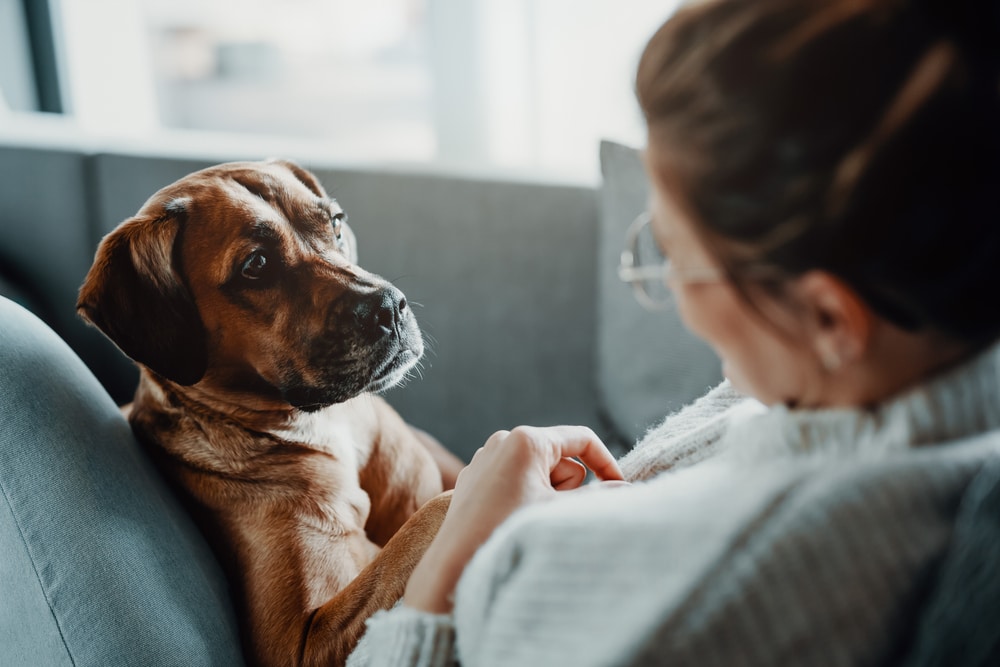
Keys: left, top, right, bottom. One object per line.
{"left": 0, "top": 296, "right": 244, "bottom": 666}
{"left": 596, "top": 140, "right": 723, "bottom": 445}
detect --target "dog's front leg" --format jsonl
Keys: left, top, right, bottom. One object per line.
{"left": 296, "top": 492, "right": 452, "bottom": 667}
{"left": 240, "top": 492, "right": 450, "bottom": 667}
{"left": 358, "top": 397, "right": 448, "bottom": 546}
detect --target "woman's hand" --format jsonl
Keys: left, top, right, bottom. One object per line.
{"left": 403, "top": 425, "right": 624, "bottom": 613}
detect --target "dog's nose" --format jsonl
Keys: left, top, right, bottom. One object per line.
{"left": 354, "top": 287, "right": 407, "bottom": 338}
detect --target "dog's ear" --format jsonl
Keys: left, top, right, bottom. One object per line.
{"left": 77, "top": 199, "right": 208, "bottom": 385}
{"left": 267, "top": 158, "right": 327, "bottom": 198}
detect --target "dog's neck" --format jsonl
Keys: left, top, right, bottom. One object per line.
{"left": 135, "top": 368, "right": 382, "bottom": 459}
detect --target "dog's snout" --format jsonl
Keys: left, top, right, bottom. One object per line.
{"left": 354, "top": 287, "right": 407, "bottom": 338}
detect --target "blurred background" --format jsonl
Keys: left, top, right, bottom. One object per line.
{"left": 1, "top": 0, "right": 715, "bottom": 459}
{"left": 1, "top": 0, "right": 679, "bottom": 181}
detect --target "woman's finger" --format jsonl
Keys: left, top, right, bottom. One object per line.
{"left": 540, "top": 425, "right": 624, "bottom": 482}
{"left": 551, "top": 457, "right": 587, "bottom": 490}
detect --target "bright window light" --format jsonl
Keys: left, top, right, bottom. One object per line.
{"left": 55, "top": 0, "right": 678, "bottom": 179}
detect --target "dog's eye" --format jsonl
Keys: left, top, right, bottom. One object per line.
{"left": 241, "top": 250, "right": 268, "bottom": 280}
{"left": 331, "top": 212, "right": 346, "bottom": 240}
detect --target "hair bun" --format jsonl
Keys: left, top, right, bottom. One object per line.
{"left": 915, "top": 0, "right": 1000, "bottom": 75}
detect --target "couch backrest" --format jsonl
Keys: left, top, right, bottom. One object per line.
{"left": 0, "top": 145, "right": 138, "bottom": 402}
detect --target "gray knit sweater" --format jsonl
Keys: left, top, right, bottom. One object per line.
{"left": 348, "top": 342, "right": 1000, "bottom": 667}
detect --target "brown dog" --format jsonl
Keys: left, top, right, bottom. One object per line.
{"left": 77, "top": 160, "right": 457, "bottom": 667}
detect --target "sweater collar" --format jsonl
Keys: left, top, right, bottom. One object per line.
{"left": 721, "top": 339, "right": 1000, "bottom": 461}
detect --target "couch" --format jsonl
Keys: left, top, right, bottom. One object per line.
{"left": 0, "top": 119, "right": 723, "bottom": 665}
{"left": 2, "top": 118, "right": 998, "bottom": 666}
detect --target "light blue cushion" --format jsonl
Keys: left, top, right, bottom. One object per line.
{"left": 0, "top": 296, "right": 244, "bottom": 666}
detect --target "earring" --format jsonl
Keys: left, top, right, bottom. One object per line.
{"left": 819, "top": 344, "right": 842, "bottom": 372}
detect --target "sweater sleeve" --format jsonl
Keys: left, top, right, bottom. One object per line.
{"left": 448, "top": 450, "right": 970, "bottom": 667}
{"left": 618, "top": 380, "right": 756, "bottom": 481}
{"left": 346, "top": 606, "right": 457, "bottom": 667}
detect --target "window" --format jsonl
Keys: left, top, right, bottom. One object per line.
{"left": 144, "top": 0, "right": 435, "bottom": 163}
{"left": 9, "top": 0, "right": 678, "bottom": 179}
{"left": 0, "top": 0, "right": 61, "bottom": 113}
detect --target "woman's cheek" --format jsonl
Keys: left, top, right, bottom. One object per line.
{"left": 671, "top": 284, "right": 711, "bottom": 340}
{"left": 674, "top": 284, "right": 781, "bottom": 403}
{"left": 672, "top": 285, "right": 737, "bottom": 373}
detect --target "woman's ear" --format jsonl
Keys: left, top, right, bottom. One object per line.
{"left": 793, "top": 271, "right": 874, "bottom": 372}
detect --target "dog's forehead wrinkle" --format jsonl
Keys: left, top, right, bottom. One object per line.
{"left": 247, "top": 219, "right": 283, "bottom": 243}
{"left": 288, "top": 203, "right": 335, "bottom": 239}
{"left": 229, "top": 171, "right": 277, "bottom": 201}
{"left": 223, "top": 172, "right": 334, "bottom": 246}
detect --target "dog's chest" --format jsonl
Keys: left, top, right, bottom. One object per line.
{"left": 269, "top": 405, "right": 376, "bottom": 471}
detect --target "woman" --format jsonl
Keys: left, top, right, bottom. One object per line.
{"left": 349, "top": 0, "right": 1000, "bottom": 665}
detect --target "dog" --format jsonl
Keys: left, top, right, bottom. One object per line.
{"left": 77, "top": 159, "right": 457, "bottom": 667}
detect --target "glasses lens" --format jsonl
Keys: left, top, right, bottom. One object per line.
{"left": 634, "top": 219, "right": 671, "bottom": 306}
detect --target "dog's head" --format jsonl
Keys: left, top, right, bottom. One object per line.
{"left": 78, "top": 159, "right": 423, "bottom": 411}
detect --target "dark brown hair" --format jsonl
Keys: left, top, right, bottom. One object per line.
{"left": 636, "top": 0, "right": 1000, "bottom": 344}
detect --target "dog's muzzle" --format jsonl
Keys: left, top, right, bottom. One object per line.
{"left": 351, "top": 285, "right": 410, "bottom": 342}
{"left": 284, "top": 284, "right": 424, "bottom": 410}
{"left": 353, "top": 285, "right": 424, "bottom": 393}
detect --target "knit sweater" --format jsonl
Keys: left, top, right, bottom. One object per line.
{"left": 347, "top": 342, "right": 1000, "bottom": 667}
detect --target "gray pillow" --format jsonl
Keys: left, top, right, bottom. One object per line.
{"left": 0, "top": 296, "right": 245, "bottom": 666}
{"left": 596, "top": 140, "right": 723, "bottom": 445}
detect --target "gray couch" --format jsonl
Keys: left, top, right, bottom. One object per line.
{"left": 0, "top": 128, "right": 722, "bottom": 665}
{"left": 2, "top": 127, "right": 998, "bottom": 666}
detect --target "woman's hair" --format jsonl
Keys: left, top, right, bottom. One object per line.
{"left": 636, "top": 0, "right": 1000, "bottom": 344}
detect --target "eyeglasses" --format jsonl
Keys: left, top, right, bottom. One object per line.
{"left": 617, "top": 212, "right": 724, "bottom": 310}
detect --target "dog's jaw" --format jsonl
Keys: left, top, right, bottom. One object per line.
{"left": 174, "top": 331, "right": 425, "bottom": 415}
{"left": 281, "top": 328, "right": 424, "bottom": 412}
{"left": 364, "top": 345, "right": 424, "bottom": 395}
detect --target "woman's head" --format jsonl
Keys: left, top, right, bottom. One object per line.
{"left": 635, "top": 0, "right": 1000, "bottom": 406}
